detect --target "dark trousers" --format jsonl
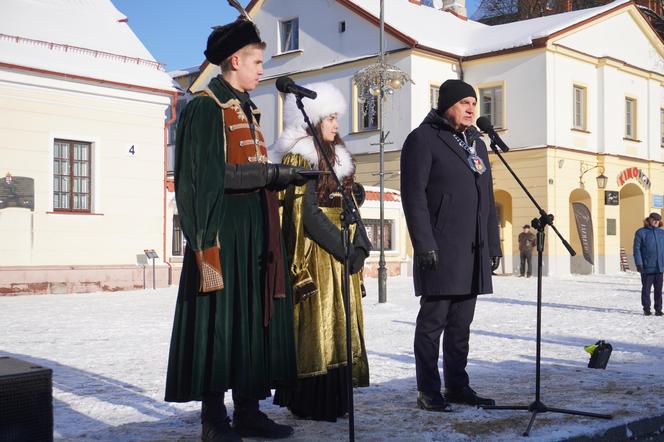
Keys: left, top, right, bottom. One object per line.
{"left": 414, "top": 295, "right": 477, "bottom": 394}
{"left": 640, "top": 273, "right": 663, "bottom": 312}
{"left": 520, "top": 251, "right": 532, "bottom": 276}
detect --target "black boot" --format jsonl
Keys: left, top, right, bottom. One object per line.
{"left": 201, "top": 394, "right": 242, "bottom": 442}
{"left": 233, "top": 397, "right": 293, "bottom": 439}
{"left": 444, "top": 386, "right": 495, "bottom": 407}
{"left": 416, "top": 391, "right": 451, "bottom": 412}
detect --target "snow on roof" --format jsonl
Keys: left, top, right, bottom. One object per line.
{"left": 348, "top": 0, "right": 487, "bottom": 56}
{"left": 347, "top": 0, "right": 632, "bottom": 57}
{"left": 168, "top": 66, "right": 201, "bottom": 78}
{"left": 0, "top": 0, "right": 177, "bottom": 92}
{"left": 468, "top": 0, "right": 632, "bottom": 56}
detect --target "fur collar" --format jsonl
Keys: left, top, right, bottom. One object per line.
{"left": 269, "top": 126, "right": 355, "bottom": 180}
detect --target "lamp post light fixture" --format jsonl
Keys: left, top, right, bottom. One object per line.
{"left": 352, "top": 0, "right": 412, "bottom": 304}
{"left": 579, "top": 162, "right": 608, "bottom": 189}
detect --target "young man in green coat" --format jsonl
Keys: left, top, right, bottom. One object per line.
{"left": 165, "top": 17, "right": 308, "bottom": 442}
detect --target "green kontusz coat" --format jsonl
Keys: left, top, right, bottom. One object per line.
{"left": 165, "top": 77, "right": 296, "bottom": 402}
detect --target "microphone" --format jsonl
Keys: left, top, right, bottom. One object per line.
{"left": 476, "top": 116, "right": 509, "bottom": 152}
{"left": 275, "top": 76, "right": 317, "bottom": 99}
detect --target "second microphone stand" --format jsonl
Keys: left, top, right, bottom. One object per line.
{"left": 480, "top": 138, "right": 612, "bottom": 436}
{"left": 294, "top": 95, "right": 365, "bottom": 442}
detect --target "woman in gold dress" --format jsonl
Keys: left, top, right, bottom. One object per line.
{"left": 270, "top": 83, "right": 371, "bottom": 422}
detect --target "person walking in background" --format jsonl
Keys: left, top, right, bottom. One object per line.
{"left": 401, "top": 79, "right": 502, "bottom": 412}
{"left": 518, "top": 224, "right": 536, "bottom": 277}
{"left": 269, "top": 82, "right": 371, "bottom": 422}
{"left": 633, "top": 212, "right": 664, "bottom": 316}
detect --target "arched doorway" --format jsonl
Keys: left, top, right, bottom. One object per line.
{"left": 569, "top": 189, "right": 593, "bottom": 274}
{"left": 620, "top": 183, "right": 645, "bottom": 270}
{"left": 494, "top": 190, "right": 512, "bottom": 275}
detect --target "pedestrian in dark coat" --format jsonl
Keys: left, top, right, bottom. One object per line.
{"left": 518, "top": 225, "right": 536, "bottom": 277}
{"left": 633, "top": 212, "right": 664, "bottom": 316}
{"left": 401, "top": 79, "right": 502, "bottom": 412}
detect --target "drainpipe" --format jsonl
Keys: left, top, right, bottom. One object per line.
{"left": 458, "top": 57, "right": 464, "bottom": 81}
{"left": 163, "top": 91, "right": 179, "bottom": 285}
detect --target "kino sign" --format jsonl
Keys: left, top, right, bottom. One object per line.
{"left": 617, "top": 167, "right": 651, "bottom": 190}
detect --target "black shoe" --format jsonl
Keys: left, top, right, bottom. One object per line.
{"left": 655, "top": 310, "right": 663, "bottom": 316}
{"left": 444, "top": 386, "right": 495, "bottom": 407}
{"left": 233, "top": 410, "right": 294, "bottom": 439}
{"left": 416, "top": 391, "right": 451, "bottom": 412}
{"left": 644, "top": 309, "right": 652, "bottom": 316}
{"left": 202, "top": 417, "right": 242, "bottom": 442}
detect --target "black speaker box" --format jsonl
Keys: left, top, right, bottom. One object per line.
{"left": 0, "top": 356, "right": 53, "bottom": 442}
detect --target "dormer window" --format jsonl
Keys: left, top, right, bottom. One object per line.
{"left": 279, "top": 18, "right": 299, "bottom": 53}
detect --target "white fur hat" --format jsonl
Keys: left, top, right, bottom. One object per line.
{"left": 282, "top": 82, "right": 347, "bottom": 130}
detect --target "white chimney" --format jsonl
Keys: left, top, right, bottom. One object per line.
{"left": 434, "top": 0, "right": 467, "bottom": 19}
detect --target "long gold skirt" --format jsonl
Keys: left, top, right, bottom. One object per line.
{"left": 293, "top": 206, "right": 369, "bottom": 387}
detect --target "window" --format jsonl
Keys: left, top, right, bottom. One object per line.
{"left": 479, "top": 86, "right": 503, "bottom": 129}
{"left": 172, "top": 215, "right": 184, "bottom": 256}
{"left": 660, "top": 109, "right": 664, "bottom": 147}
{"left": 364, "top": 219, "right": 393, "bottom": 251}
{"left": 53, "top": 139, "right": 91, "bottom": 212}
{"left": 572, "top": 85, "right": 587, "bottom": 130}
{"left": 625, "top": 97, "right": 636, "bottom": 139}
{"left": 279, "top": 18, "right": 299, "bottom": 53}
{"left": 357, "top": 94, "right": 379, "bottom": 131}
{"left": 429, "top": 84, "right": 439, "bottom": 110}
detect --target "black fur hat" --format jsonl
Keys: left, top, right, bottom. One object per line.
{"left": 204, "top": 19, "right": 263, "bottom": 65}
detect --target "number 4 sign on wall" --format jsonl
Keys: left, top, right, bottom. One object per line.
{"left": 128, "top": 145, "right": 136, "bottom": 156}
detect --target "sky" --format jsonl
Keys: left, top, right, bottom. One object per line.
{"left": 111, "top": 0, "right": 481, "bottom": 72}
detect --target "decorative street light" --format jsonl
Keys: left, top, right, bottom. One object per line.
{"left": 353, "top": 0, "right": 412, "bottom": 304}
{"left": 579, "top": 162, "right": 608, "bottom": 189}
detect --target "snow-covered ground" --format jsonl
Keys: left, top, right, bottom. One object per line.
{"left": 1, "top": 272, "right": 663, "bottom": 441}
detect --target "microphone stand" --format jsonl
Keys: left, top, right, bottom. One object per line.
{"left": 295, "top": 95, "right": 364, "bottom": 442}
{"left": 480, "top": 138, "right": 612, "bottom": 436}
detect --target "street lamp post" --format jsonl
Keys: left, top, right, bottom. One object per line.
{"left": 352, "top": 0, "right": 412, "bottom": 303}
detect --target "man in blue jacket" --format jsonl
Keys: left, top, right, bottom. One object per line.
{"left": 633, "top": 212, "right": 664, "bottom": 316}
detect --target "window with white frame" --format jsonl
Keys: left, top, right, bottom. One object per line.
{"left": 429, "top": 84, "right": 439, "bottom": 110}
{"left": 172, "top": 215, "right": 185, "bottom": 256}
{"left": 357, "top": 94, "right": 379, "bottom": 132}
{"left": 625, "top": 97, "right": 637, "bottom": 139}
{"left": 279, "top": 18, "right": 299, "bottom": 53}
{"left": 660, "top": 108, "right": 664, "bottom": 147}
{"left": 53, "top": 139, "right": 91, "bottom": 212}
{"left": 364, "top": 219, "right": 394, "bottom": 251}
{"left": 573, "top": 85, "right": 587, "bottom": 130}
{"left": 479, "top": 85, "right": 503, "bottom": 129}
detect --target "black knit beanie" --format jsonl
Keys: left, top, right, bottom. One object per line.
{"left": 437, "top": 79, "right": 477, "bottom": 114}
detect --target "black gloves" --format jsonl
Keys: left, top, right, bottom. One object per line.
{"left": 267, "top": 164, "right": 308, "bottom": 190}
{"left": 349, "top": 225, "right": 372, "bottom": 274}
{"left": 224, "top": 163, "right": 268, "bottom": 190}
{"left": 416, "top": 250, "right": 438, "bottom": 271}
{"left": 225, "top": 163, "right": 307, "bottom": 191}
{"left": 636, "top": 264, "right": 644, "bottom": 273}
{"left": 491, "top": 256, "right": 501, "bottom": 272}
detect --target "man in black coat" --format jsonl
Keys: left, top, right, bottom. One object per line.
{"left": 401, "top": 79, "right": 502, "bottom": 412}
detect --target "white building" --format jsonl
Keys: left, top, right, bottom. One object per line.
{"left": 0, "top": 0, "right": 178, "bottom": 293}
{"left": 190, "top": 0, "right": 664, "bottom": 276}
